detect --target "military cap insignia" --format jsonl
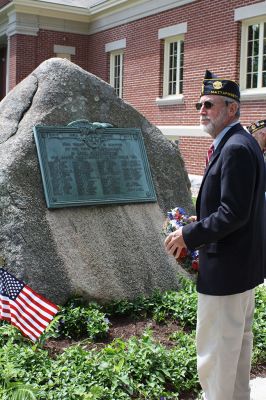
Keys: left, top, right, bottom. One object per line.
{"left": 213, "top": 81, "right": 223, "bottom": 90}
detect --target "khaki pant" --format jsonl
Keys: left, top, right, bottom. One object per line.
{"left": 197, "top": 289, "right": 255, "bottom": 400}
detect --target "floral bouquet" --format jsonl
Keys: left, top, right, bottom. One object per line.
{"left": 163, "top": 207, "right": 199, "bottom": 274}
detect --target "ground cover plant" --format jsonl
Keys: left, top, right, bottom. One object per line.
{"left": 0, "top": 276, "right": 265, "bottom": 400}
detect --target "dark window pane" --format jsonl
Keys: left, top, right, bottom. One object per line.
{"left": 253, "top": 56, "right": 258, "bottom": 72}
{"left": 169, "top": 42, "right": 172, "bottom": 53}
{"left": 263, "top": 72, "right": 266, "bottom": 87}
{"left": 246, "top": 74, "right": 251, "bottom": 88}
{"left": 173, "top": 42, "right": 177, "bottom": 56}
{"left": 248, "top": 26, "right": 253, "bottom": 41}
{"left": 173, "top": 69, "right": 176, "bottom": 82}
{"left": 180, "top": 53, "right": 184, "bottom": 67}
{"left": 263, "top": 56, "right": 266, "bottom": 70}
{"left": 173, "top": 54, "right": 177, "bottom": 69}
{"left": 180, "top": 81, "right": 183, "bottom": 94}
{"left": 247, "top": 57, "right": 252, "bottom": 73}
{"left": 169, "top": 68, "right": 173, "bottom": 82}
{"left": 253, "top": 24, "right": 260, "bottom": 40}
{"left": 173, "top": 82, "right": 176, "bottom": 94}
{"left": 252, "top": 73, "right": 258, "bottom": 88}
{"left": 253, "top": 40, "right": 259, "bottom": 56}
{"left": 247, "top": 41, "right": 253, "bottom": 57}
{"left": 169, "top": 55, "right": 173, "bottom": 69}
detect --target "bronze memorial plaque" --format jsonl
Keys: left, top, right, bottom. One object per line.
{"left": 33, "top": 121, "right": 157, "bottom": 208}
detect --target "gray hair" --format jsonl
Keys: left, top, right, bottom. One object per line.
{"left": 222, "top": 95, "right": 240, "bottom": 118}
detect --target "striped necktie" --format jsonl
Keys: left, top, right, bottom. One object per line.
{"left": 206, "top": 144, "right": 214, "bottom": 167}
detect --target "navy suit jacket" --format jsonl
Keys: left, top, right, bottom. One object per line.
{"left": 183, "top": 123, "right": 265, "bottom": 295}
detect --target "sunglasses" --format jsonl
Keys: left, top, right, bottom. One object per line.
{"left": 195, "top": 101, "right": 214, "bottom": 111}
{"left": 195, "top": 100, "right": 233, "bottom": 111}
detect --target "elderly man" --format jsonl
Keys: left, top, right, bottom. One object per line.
{"left": 165, "top": 71, "right": 265, "bottom": 400}
{"left": 247, "top": 120, "right": 266, "bottom": 154}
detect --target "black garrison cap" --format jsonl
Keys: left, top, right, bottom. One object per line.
{"left": 201, "top": 70, "right": 240, "bottom": 102}
{"left": 247, "top": 120, "right": 266, "bottom": 134}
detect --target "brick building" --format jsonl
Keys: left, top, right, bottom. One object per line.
{"left": 0, "top": 0, "right": 266, "bottom": 175}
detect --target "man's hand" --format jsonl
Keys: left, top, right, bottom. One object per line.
{"left": 164, "top": 227, "right": 187, "bottom": 259}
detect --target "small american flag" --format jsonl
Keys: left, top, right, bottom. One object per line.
{"left": 0, "top": 267, "right": 59, "bottom": 341}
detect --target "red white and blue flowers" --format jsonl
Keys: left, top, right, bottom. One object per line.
{"left": 163, "top": 207, "right": 199, "bottom": 274}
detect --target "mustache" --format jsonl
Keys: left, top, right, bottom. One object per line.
{"left": 200, "top": 116, "right": 210, "bottom": 122}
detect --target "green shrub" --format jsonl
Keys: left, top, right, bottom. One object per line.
{"left": 57, "top": 300, "right": 110, "bottom": 340}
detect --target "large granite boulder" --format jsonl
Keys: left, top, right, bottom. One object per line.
{"left": 0, "top": 58, "right": 193, "bottom": 304}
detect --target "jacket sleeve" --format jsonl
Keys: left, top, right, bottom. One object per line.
{"left": 183, "top": 143, "right": 258, "bottom": 250}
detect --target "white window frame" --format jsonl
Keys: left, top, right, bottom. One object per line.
{"left": 164, "top": 35, "right": 184, "bottom": 97}
{"left": 105, "top": 39, "right": 126, "bottom": 98}
{"left": 239, "top": 17, "right": 266, "bottom": 100}
{"left": 156, "top": 23, "right": 187, "bottom": 105}
{"left": 110, "top": 50, "right": 124, "bottom": 98}
{"left": 235, "top": 1, "right": 266, "bottom": 101}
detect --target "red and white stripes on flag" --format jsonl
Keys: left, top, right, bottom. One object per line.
{"left": 0, "top": 268, "right": 59, "bottom": 341}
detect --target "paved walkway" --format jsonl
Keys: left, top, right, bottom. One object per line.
{"left": 189, "top": 174, "right": 266, "bottom": 400}
{"left": 250, "top": 377, "right": 266, "bottom": 400}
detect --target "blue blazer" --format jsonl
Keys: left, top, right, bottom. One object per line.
{"left": 183, "top": 123, "right": 265, "bottom": 295}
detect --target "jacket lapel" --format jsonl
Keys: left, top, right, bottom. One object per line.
{"left": 196, "top": 123, "right": 244, "bottom": 216}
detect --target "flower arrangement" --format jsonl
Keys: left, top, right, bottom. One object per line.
{"left": 163, "top": 207, "right": 199, "bottom": 274}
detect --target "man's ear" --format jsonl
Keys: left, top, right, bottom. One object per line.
{"left": 228, "top": 102, "right": 238, "bottom": 116}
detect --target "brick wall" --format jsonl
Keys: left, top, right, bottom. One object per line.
{"left": 177, "top": 136, "right": 213, "bottom": 176}
{"left": 84, "top": 0, "right": 264, "bottom": 174}
{"left": 6, "top": 0, "right": 265, "bottom": 175}
{"left": 0, "top": 0, "right": 11, "bottom": 8}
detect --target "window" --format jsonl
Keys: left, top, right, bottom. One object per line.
{"left": 244, "top": 22, "right": 266, "bottom": 89}
{"left": 235, "top": 1, "right": 266, "bottom": 99}
{"left": 163, "top": 35, "right": 184, "bottom": 97}
{"left": 156, "top": 23, "right": 187, "bottom": 105}
{"left": 110, "top": 51, "right": 123, "bottom": 98}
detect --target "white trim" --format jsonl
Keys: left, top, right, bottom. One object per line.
{"left": 157, "top": 125, "right": 209, "bottom": 137}
{"left": 105, "top": 38, "right": 126, "bottom": 52}
{"left": 88, "top": 0, "right": 195, "bottom": 35}
{"left": 0, "top": 17, "right": 8, "bottom": 37}
{"left": 6, "top": 11, "right": 39, "bottom": 37}
{"left": 5, "top": 1, "right": 90, "bottom": 23}
{"left": 156, "top": 95, "right": 184, "bottom": 105}
{"left": 38, "top": 17, "right": 89, "bottom": 35}
{"left": 235, "top": 2, "right": 266, "bottom": 21}
{"left": 158, "top": 22, "right": 187, "bottom": 39}
{"left": 240, "top": 88, "right": 266, "bottom": 101}
{"left": 54, "top": 45, "right": 76, "bottom": 55}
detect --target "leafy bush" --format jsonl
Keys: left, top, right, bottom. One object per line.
{"left": 54, "top": 300, "right": 110, "bottom": 340}
{"left": 252, "top": 284, "right": 266, "bottom": 364}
